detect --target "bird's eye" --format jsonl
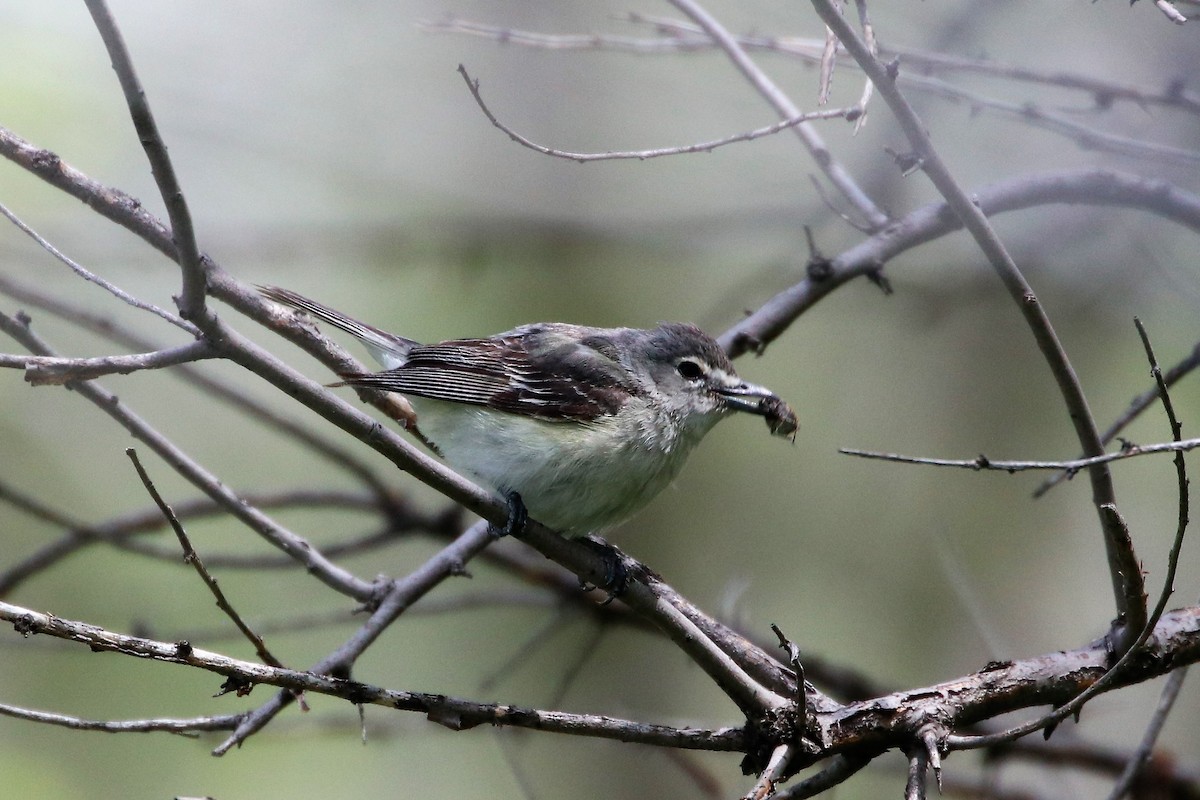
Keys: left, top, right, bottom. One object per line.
{"left": 676, "top": 359, "right": 704, "bottom": 380}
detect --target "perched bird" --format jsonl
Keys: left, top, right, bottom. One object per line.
{"left": 262, "top": 286, "right": 796, "bottom": 535}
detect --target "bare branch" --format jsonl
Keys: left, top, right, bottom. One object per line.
{"left": 2, "top": 340, "right": 216, "bottom": 385}
{"left": 0, "top": 310, "right": 377, "bottom": 601}
{"left": 125, "top": 448, "right": 293, "bottom": 679}
{"left": 0, "top": 201, "right": 195, "bottom": 334}
{"left": 419, "top": 16, "right": 713, "bottom": 52}
{"left": 666, "top": 0, "right": 889, "bottom": 230}
{"left": 0, "top": 598, "right": 745, "bottom": 751}
{"left": 945, "top": 321, "right": 1192, "bottom": 753}
{"left": 743, "top": 742, "right": 798, "bottom": 800}
{"left": 457, "top": 64, "right": 860, "bottom": 163}
{"left": 0, "top": 126, "right": 175, "bottom": 262}
{"left": 903, "top": 742, "right": 929, "bottom": 800}
{"left": 850, "top": 0, "right": 875, "bottom": 133}
{"left": 83, "top": 0, "right": 207, "bottom": 319}
{"left": 1100, "top": 319, "right": 1194, "bottom": 800}
{"left": 1104, "top": 669, "right": 1190, "bottom": 800}
{"left": 1036, "top": 340, "right": 1200, "bottom": 496}
{"left": 0, "top": 487, "right": 422, "bottom": 595}
{"left": 213, "top": 519, "right": 499, "bottom": 753}
{"left": 719, "top": 169, "right": 1200, "bottom": 357}
{"left": 0, "top": 703, "right": 241, "bottom": 736}
{"left": 0, "top": 273, "right": 396, "bottom": 499}
{"left": 6, "top": 597, "right": 1200, "bottom": 765}
{"left": 434, "top": 16, "right": 1200, "bottom": 116}
{"left": 429, "top": 18, "right": 1200, "bottom": 166}
{"left": 840, "top": 438, "right": 1200, "bottom": 472}
{"left": 796, "top": 5, "right": 1151, "bottom": 640}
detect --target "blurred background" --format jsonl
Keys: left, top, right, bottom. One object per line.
{"left": 1, "top": 2, "right": 1198, "bottom": 797}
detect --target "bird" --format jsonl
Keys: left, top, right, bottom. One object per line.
{"left": 261, "top": 286, "right": 796, "bottom": 536}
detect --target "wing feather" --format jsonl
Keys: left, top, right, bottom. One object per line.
{"left": 338, "top": 329, "right": 639, "bottom": 422}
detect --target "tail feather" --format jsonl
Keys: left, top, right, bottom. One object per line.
{"left": 259, "top": 285, "right": 416, "bottom": 369}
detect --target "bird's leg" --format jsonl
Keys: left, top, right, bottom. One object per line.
{"left": 490, "top": 490, "right": 528, "bottom": 538}
{"left": 577, "top": 535, "right": 631, "bottom": 604}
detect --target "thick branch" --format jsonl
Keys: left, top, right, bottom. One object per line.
{"left": 4, "top": 599, "right": 1197, "bottom": 760}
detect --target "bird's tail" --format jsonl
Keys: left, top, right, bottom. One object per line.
{"left": 258, "top": 285, "right": 416, "bottom": 369}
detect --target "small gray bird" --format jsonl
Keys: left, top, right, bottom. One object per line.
{"left": 262, "top": 286, "right": 796, "bottom": 534}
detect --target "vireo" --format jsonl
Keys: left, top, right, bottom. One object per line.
{"left": 262, "top": 286, "right": 796, "bottom": 534}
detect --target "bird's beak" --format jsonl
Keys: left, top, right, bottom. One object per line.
{"left": 713, "top": 376, "right": 799, "bottom": 439}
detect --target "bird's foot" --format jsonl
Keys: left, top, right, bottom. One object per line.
{"left": 489, "top": 490, "right": 528, "bottom": 538}
{"left": 577, "top": 535, "right": 631, "bottom": 604}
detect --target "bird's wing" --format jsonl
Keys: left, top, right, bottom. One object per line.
{"left": 338, "top": 327, "right": 639, "bottom": 422}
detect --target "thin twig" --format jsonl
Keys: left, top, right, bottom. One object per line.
{"left": 212, "top": 519, "right": 498, "bottom": 753}
{"left": 432, "top": 16, "right": 1200, "bottom": 116}
{"left": 0, "top": 201, "right": 195, "bottom": 334}
{"left": 743, "top": 743, "right": 798, "bottom": 800}
{"left": 1105, "top": 671, "right": 1189, "bottom": 800}
{"left": 125, "top": 448, "right": 292, "bottom": 679}
{"left": 851, "top": 0, "right": 875, "bottom": 133}
{"left": 457, "top": 64, "right": 859, "bottom": 162}
{"left": 420, "top": 16, "right": 715, "bottom": 52}
{"left": 0, "top": 488, "right": 418, "bottom": 595}
{"left": 903, "top": 74, "right": 1200, "bottom": 168}
{"left": 1102, "top": 318, "right": 1193, "bottom": 800}
{"left": 771, "top": 623, "right": 808, "bottom": 712}
{"left": 2, "top": 340, "right": 216, "bottom": 385}
{"left": 430, "top": 18, "right": 1200, "bottom": 167}
{"left": 775, "top": 755, "right": 872, "bottom": 799}
{"left": 213, "top": 514, "right": 783, "bottom": 754}
{"left": 919, "top": 726, "right": 944, "bottom": 791}
{"left": 0, "top": 703, "right": 241, "bottom": 736}
{"left": 666, "top": 0, "right": 888, "bottom": 231}
{"left": 840, "top": 438, "right": 1200, "bottom": 472}
{"left": 1035, "top": 340, "right": 1200, "bottom": 496}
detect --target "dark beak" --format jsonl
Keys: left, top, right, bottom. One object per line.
{"left": 714, "top": 380, "right": 799, "bottom": 439}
